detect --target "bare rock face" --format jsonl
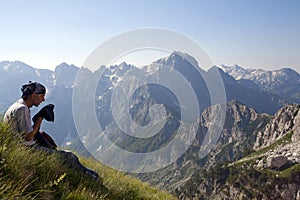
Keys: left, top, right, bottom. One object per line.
{"left": 176, "top": 103, "right": 300, "bottom": 200}
{"left": 254, "top": 104, "right": 300, "bottom": 150}
{"left": 252, "top": 104, "right": 300, "bottom": 169}
{"left": 292, "top": 110, "right": 300, "bottom": 142}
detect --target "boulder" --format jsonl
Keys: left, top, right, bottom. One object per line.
{"left": 266, "top": 155, "right": 288, "bottom": 169}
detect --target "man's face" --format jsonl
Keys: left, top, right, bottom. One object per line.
{"left": 32, "top": 93, "right": 45, "bottom": 107}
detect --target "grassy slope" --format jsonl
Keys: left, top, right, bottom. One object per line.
{"left": 0, "top": 121, "right": 176, "bottom": 200}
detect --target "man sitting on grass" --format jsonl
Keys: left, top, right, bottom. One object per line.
{"left": 4, "top": 81, "right": 99, "bottom": 180}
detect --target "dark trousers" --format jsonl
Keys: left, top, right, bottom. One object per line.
{"left": 34, "top": 146, "right": 99, "bottom": 180}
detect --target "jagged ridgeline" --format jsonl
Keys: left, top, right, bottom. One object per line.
{"left": 1, "top": 54, "right": 299, "bottom": 147}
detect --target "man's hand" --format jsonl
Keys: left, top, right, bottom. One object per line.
{"left": 24, "top": 117, "right": 43, "bottom": 141}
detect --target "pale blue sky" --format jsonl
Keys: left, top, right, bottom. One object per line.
{"left": 0, "top": 0, "right": 299, "bottom": 72}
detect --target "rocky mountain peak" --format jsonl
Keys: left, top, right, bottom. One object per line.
{"left": 54, "top": 63, "right": 79, "bottom": 87}
{"left": 154, "top": 51, "right": 204, "bottom": 72}
{"left": 194, "top": 100, "right": 270, "bottom": 167}
{"left": 226, "top": 100, "right": 259, "bottom": 123}
{"left": 219, "top": 64, "right": 246, "bottom": 76}
{"left": 55, "top": 62, "right": 78, "bottom": 70}
{"left": 0, "top": 61, "right": 35, "bottom": 72}
{"left": 200, "top": 100, "right": 260, "bottom": 126}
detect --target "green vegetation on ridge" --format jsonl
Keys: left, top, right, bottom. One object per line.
{"left": 237, "top": 131, "right": 294, "bottom": 164}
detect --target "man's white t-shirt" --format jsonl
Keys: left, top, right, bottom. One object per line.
{"left": 4, "top": 99, "right": 35, "bottom": 146}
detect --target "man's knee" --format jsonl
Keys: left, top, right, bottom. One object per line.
{"left": 57, "top": 150, "right": 80, "bottom": 163}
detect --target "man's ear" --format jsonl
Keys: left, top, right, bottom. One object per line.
{"left": 30, "top": 92, "right": 37, "bottom": 100}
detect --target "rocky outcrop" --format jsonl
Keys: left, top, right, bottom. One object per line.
{"left": 251, "top": 104, "right": 300, "bottom": 170}
{"left": 177, "top": 103, "right": 300, "bottom": 199}
{"left": 253, "top": 104, "right": 300, "bottom": 150}
{"left": 200, "top": 100, "right": 270, "bottom": 168}
{"left": 254, "top": 139, "right": 300, "bottom": 169}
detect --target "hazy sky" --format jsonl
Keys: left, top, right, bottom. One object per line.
{"left": 0, "top": 0, "right": 299, "bottom": 72}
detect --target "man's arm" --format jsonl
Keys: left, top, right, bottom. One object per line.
{"left": 16, "top": 106, "right": 43, "bottom": 141}
{"left": 23, "top": 117, "right": 43, "bottom": 141}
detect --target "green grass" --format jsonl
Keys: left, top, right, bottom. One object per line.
{"left": 279, "top": 163, "right": 300, "bottom": 178}
{"left": 80, "top": 157, "right": 177, "bottom": 200}
{"left": 0, "top": 121, "right": 176, "bottom": 200}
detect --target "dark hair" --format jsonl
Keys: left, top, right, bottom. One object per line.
{"left": 21, "top": 81, "right": 46, "bottom": 99}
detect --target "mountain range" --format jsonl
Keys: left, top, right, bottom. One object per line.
{"left": 219, "top": 64, "right": 300, "bottom": 104}
{"left": 1, "top": 52, "right": 300, "bottom": 199}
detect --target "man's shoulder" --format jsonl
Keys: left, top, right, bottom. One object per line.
{"left": 4, "top": 100, "right": 27, "bottom": 118}
{"left": 9, "top": 100, "right": 26, "bottom": 111}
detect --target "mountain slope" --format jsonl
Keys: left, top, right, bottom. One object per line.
{"left": 210, "top": 67, "right": 284, "bottom": 114}
{"left": 177, "top": 103, "right": 300, "bottom": 199}
{"left": 138, "top": 100, "right": 271, "bottom": 192}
